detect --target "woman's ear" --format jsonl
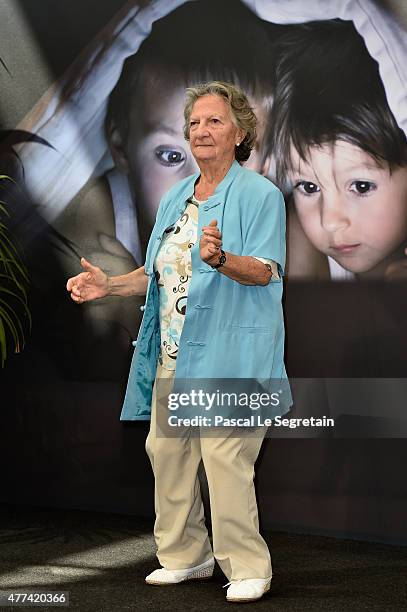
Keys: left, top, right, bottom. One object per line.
{"left": 106, "top": 121, "right": 130, "bottom": 173}
{"left": 237, "top": 129, "right": 246, "bottom": 145}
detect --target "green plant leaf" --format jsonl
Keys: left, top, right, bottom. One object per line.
{"left": 0, "top": 301, "right": 20, "bottom": 346}
{"left": 0, "top": 173, "right": 32, "bottom": 366}
{"left": 0, "top": 202, "right": 10, "bottom": 217}
{"left": 0, "top": 225, "right": 21, "bottom": 256}
{"left": 0, "top": 316, "right": 6, "bottom": 367}
{"left": 0, "top": 287, "right": 30, "bottom": 316}
{"left": 0, "top": 238, "right": 29, "bottom": 283}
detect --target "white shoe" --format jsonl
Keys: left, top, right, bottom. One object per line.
{"left": 145, "top": 557, "right": 215, "bottom": 585}
{"left": 223, "top": 576, "right": 272, "bottom": 602}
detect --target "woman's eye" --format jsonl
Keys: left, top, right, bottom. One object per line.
{"left": 350, "top": 180, "right": 376, "bottom": 195}
{"left": 211, "top": 118, "right": 220, "bottom": 123}
{"left": 295, "top": 180, "right": 320, "bottom": 195}
{"left": 155, "top": 147, "right": 186, "bottom": 167}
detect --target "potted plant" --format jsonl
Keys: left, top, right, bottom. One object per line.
{"left": 0, "top": 130, "right": 51, "bottom": 366}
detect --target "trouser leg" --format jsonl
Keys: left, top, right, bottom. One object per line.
{"left": 200, "top": 429, "right": 272, "bottom": 580}
{"left": 145, "top": 363, "right": 213, "bottom": 569}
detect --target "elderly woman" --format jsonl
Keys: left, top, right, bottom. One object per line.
{"left": 67, "top": 81, "right": 290, "bottom": 603}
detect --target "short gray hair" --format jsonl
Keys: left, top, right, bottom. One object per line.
{"left": 183, "top": 81, "right": 257, "bottom": 162}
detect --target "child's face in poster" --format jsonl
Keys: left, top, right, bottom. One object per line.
{"left": 290, "top": 141, "right": 407, "bottom": 275}
{"left": 123, "top": 80, "right": 270, "bottom": 230}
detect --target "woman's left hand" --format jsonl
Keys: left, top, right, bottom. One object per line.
{"left": 200, "top": 219, "right": 222, "bottom": 265}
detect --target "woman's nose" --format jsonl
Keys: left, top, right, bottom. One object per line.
{"left": 320, "top": 194, "right": 350, "bottom": 232}
{"left": 195, "top": 122, "right": 210, "bottom": 138}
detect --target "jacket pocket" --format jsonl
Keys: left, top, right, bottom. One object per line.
{"left": 229, "top": 323, "right": 273, "bottom": 331}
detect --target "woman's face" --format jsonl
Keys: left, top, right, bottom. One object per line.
{"left": 188, "top": 94, "right": 243, "bottom": 166}
{"left": 289, "top": 141, "right": 407, "bottom": 275}
{"left": 124, "top": 82, "right": 270, "bottom": 232}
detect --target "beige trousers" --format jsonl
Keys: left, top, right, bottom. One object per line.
{"left": 145, "top": 362, "right": 272, "bottom": 581}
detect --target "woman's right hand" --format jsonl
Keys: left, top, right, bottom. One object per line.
{"left": 66, "top": 257, "right": 109, "bottom": 304}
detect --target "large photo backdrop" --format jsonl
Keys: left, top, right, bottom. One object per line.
{"left": 1, "top": 0, "right": 406, "bottom": 541}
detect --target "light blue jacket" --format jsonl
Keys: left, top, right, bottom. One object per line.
{"left": 120, "top": 160, "right": 291, "bottom": 420}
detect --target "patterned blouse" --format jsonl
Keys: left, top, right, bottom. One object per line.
{"left": 153, "top": 195, "right": 279, "bottom": 371}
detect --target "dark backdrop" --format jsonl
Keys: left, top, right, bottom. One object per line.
{"left": 0, "top": 0, "right": 406, "bottom": 545}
